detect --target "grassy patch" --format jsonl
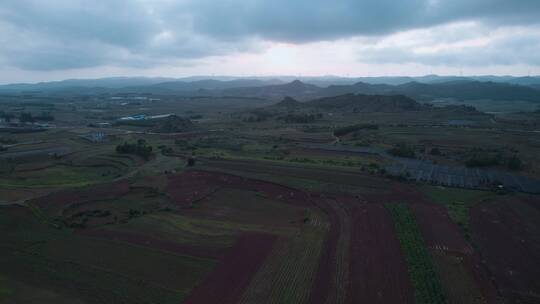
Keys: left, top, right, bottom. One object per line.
{"left": 421, "top": 186, "right": 494, "bottom": 241}
{"left": 1, "top": 207, "right": 216, "bottom": 304}
{"left": 240, "top": 226, "right": 326, "bottom": 304}
{"left": 0, "top": 276, "right": 13, "bottom": 300}
{"left": 386, "top": 203, "right": 446, "bottom": 304}
{"left": 0, "top": 164, "right": 121, "bottom": 187}
{"left": 195, "top": 188, "right": 305, "bottom": 227}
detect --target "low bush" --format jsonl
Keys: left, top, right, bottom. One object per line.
{"left": 116, "top": 139, "right": 153, "bottom": 160}
{"left": 388, "top": 143, "right": 416, "bottom": 158}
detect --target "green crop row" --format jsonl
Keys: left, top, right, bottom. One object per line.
{"left": 386, "top": 203, "right": 447, "bottom": 304}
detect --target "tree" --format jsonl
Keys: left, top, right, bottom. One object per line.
{"left": 19, "top": 112, "right": 35, "bottom": 123}
{"left": 507, "top": 155, "right": 522, "bottom": 171}
{"left": 35, "top": 112, "right": 55, "bottom": 121}
{"left": 116, "top": 139, "right": 153, "bottom": 160}
{"left": 388, "top": 143, "right": 416, "bottom": 158}
{"left": 430, "top": 147, "right": 441, "bottom": 155}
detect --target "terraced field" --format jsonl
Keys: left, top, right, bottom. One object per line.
{"left": 0, "top": 206, "right": 216, "bottom": 304}
{"left": 239, "top": 225, "right": 326, "bottom": 304}
{"left": 1, "top": 109, "right": 537, "bottom": 304}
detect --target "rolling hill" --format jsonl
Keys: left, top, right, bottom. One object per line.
{"left": 1, "top": 77, "right": 540, "bottom": 103}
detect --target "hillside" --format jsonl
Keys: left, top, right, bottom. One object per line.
{"left": 274, "top": 96, "right": 304, "bottom": 108}
{"left": 305, "top": 94, "right": 425, "bottom": 112}
{"left": 222, "top": 80, "right": 320, "bottom": 98}
{"left": 150, "top": 115, "right": 195, "bottom": 133}
{"left": 146, "top": 79, "right": 283, "bottom": 93}
{"left": 390, "top": 81, "right": 540, "bottom": 102}
{"left": 221, "top": 80, "right": 540, "bottom": 102}
{"left": 2, "top": 77, "right": 540, "bottom": 104}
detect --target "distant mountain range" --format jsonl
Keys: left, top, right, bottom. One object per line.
{"left": 221, "top": 79, "right": 540, "bottom": 102}
{"left": 320, "top": 80, "right": 540, "bottom": 102}
{"left": 241, "top": 94, "right": 487, "bottom": 124}
{"left": 1, "top": 75, "right": 540, "bottom": 102}
{"left": 0, "top": 77, "right": 284, "bottom": 94}
{"left": 295, "top": 93, "right": 425, "bottom": 112}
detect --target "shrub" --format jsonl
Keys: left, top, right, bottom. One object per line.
{"left": 0, "top": 137, "right": 17, "bottom": 145}
{"left": 388, "top": 143, "right": 416, "bottom": 158}
{"left": 430, "top": 147, "right": 441, "bottom": 155}
{"left": 465, "top": 153, "right": 500, "bottom": 167}
{"left": 281, "top": 113, "right": 318, "bottom": 123}
{"left": 19, "top": 112, "right": 55, "bottom": 123}
{"left": 507, "top": 155, "right": 522, "bottom": 171}
{"left": 34, "top": 112, "right": 55, "bottom": 121}
{"left": 0, "top": 111, "right": 14, "bottom": 122}
{"left": 116, "top": 140, "right": 153, "bottom": 160}
{"left": 19, "top": 112, "right": 35, "bottom": 123}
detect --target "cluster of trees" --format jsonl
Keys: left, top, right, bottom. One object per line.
{"left": 116, "top": 139, "right": 153, "bottom": 160}
{"left": 243, "top": 116, "right": 266, "bottom": 123}
{"left": 507, "top": 155, "right": 523, "bottom": 171}
{"left": 333, "top": 123, "right": 378, "bottom": 137}
{"left": 465, "top": 153, "right": 500, "bottom": 168}
{"left": 67, "top": 209, "right": 112, "bottom": 229}
{"left": 19, "top": 112, "right": 55, "bottom": 123}
{"left": 0, "top": 111, "right": 15, "bottom": 122}
{"left": 429, "top": 147, "right": 441, "bottom": 155}
{"left": 388, "top": 143, "right": 416, "bottom": 158}
{"left": 0, "top": 137, "right": 17, "bottom": 145}
{"left": 465, "top": 152, "right": 522, "bottom": 170}
{"left": 243, "top": 110, "right": 273, "bottom": 122}
{"left": 158, "top": 145, "right": 174, "bottom": 154}
{"left": 281, "top": 113, "right": 322, "bottom": 123}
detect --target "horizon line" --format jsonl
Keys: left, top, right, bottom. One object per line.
{"left": 2, "top": 73, "right": 540, "bottom": 86}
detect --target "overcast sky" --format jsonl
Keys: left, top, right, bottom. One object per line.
{"left": 1, "top": 0, "right": 540, "bottom": 84}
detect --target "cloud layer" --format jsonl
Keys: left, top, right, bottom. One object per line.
{"left": 0, "top": 0, "right": 539, "bottom": 76}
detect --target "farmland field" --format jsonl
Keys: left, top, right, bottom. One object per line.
{"left": 1, "top": 78, "right": 539, "bottom": 304}
{"left": 470, "top": 195, "right": 540, "bottom": 303}
{"left": 348, "top": 203, "right": 414, "bottom": 303}
{"left": 386, "top": 203, "right": 447, "bottom": 304}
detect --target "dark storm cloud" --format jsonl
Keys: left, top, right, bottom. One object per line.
{"left": 182, "top": 0, "right": 540, "bottom": 42}
{"left": 0, "top": 0, "right": 539, "bottom": 70}
{"left": 0, "top": 1, "right": 157, "bottom": 47}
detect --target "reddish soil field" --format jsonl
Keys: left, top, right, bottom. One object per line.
{"left": 132, "top": 174, "right": 169, "bottom": 191}
{"left": 183, "top": 233, "right": 276, "bottom": 304}
{"left": 461, "top": 252, "right": 502, "bottom": 303}
{"left": 167, "top": 170, "right": 312, "bottom": 207}
{"left": 346, "top": 203, "right": 414, "bottom": 304}
{"left": 411, "top": 203, "right": 472, "bottom": 254}
{"left": 471, "top": 196, "right": 540, "bottom": 303}
{"left": 411, "top": 203, "right": 500, "bottom": 302}
{"left": 78, "top": 229, "right": 224, "bottom": 259}
{"left": 33, "top": 180, "right": 130, "bottom": 211}
{"left": 308, "top": 197, "right": 341, "bottom": 304}
{"left": 167, "top": 171, "right": 220, "bottom": 206}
